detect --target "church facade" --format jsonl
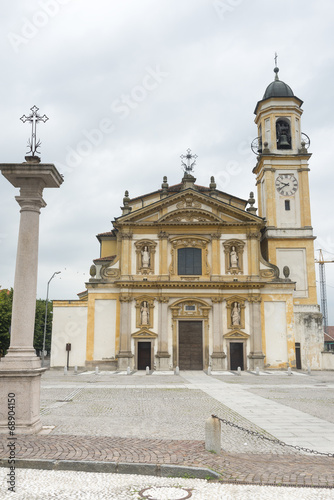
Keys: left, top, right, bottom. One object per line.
{"left": 51, "top": 68, "right": 324, "bottom": 371}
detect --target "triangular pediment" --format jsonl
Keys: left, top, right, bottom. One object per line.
{"left": 115, "top": 189, "right": 263, "bottom": 227}
{"left": 131, "top": 329, "right": 158, "bottom": 339}
{"left": 224, "top": 329, "right": 250, "bottom": 339}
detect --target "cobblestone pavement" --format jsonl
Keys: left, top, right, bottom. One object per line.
{"left": 1, "top": 469, "right": 334, "bottom": 500}
{"left": 1, "top": 369, "right": 334, "bottom": 491}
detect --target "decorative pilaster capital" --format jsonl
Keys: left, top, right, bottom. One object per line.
{"left": 158, "top": 231, "right": 169, "bottom": 239}
{"left": 157, "top": 296, "right": 169, "bottom": 303}
{"left": 120, "top": 232, "right": 133, "bottom": 240}
{"left": 211, "top": 297, "right": 223, "bottom": 304}
{"left": 246, "top": 230, "right": 261, "bottom": 240}
{"left": 248, "top": 294, "right": 262, "bottom": 303}
{"left": 119, "top": 294, "right": 133, "bottom": 303}
{"left": 211, "top": 233, "right": 221, "bottom": 240}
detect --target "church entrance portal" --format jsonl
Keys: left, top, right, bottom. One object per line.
{"left": 179, "top": 321, "right": 203, "bottom": 370}
{"left": 137, "top": 342, "right": 151, "bottom": 370}
{"left": 230, "top": 342, "right": 244, "bottom": 370}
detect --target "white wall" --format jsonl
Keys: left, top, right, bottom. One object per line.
{"left": 276, "top": 248, "right": 308, "bottom": 298}
{"left": 264, "top": 301, "right": 288, "bottom": 367}
{"left": 93, "top": 299, "right": 116, "bottom": 360}
{"left": 50, "top": 304, "right": 87, "bottom": 367}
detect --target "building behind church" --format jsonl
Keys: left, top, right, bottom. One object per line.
{"left": 51, "top": 67, "right": 328, "bottom": 371}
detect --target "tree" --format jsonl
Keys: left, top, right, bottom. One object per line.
{"left": 0, "top": 289, "right": 53, "bottom": 356}
{"left": 0, "top": 288, "right": 13, "bottom": 356}
{"left": 33, "top": 299, "right": 53, "bottom": 353}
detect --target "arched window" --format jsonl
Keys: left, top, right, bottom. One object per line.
{"left": 178, "top": 248, "right": 202, "bottom": 275}
{"left": 276, "top": 118, "right": 291, "bottom": 149}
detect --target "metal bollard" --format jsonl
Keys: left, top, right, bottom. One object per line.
{"left": 255, "top": 367, "right": 259, "bottom": 376}
{"left": 146, "top": 366, "right": 150, "bottom": 375}
{"left": 208, "top": 366, "right": 212, "bottom": 375}
{"left": 127, "top": 366, "right": 131, "bottom": 375}
{"left": 307, "top": 364, "right": 311, "bottom": 375}
{"left": 175, "top": 366, "right": 180, "bottom": 375}
{"left": 64, "top": 366, "right": 67, "bottom": 375}
{"left": 74, "top": 365, "right": 78, "bottom": 375}
{"left": 237, "top": 366, "right": 241, "bottom": 376}
{"left": 288, "top": 366, "right": 292, "bottom": 376}
{"left": 95, "top": 366, "right": 99, "bottom": 375}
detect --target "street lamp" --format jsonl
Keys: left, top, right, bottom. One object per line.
{"left": 41, "top": 271, "right": 61, "bottom": 367}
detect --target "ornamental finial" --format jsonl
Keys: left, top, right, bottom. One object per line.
{"left": 180, "top": 148, "right": 198, "bottom": 173}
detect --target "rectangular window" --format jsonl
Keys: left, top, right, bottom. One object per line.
{"left": 285, "top": 200, "right": 290, "bottom": 211}
{"left": 178, "top": 248, "right": 202, "bottom": 275}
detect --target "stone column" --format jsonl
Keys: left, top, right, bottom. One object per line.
{"left": 118, "top": 295, "right": 134, "bottom": 369}
{"left": 156, "top": 296, "right": 170, "bottom": 370}
{"left": 248, "top": 295, "right": 265, "bottom": 370}
{"left": 0, "top": 158, "right": 63, "bottom": 434}
{"left": 210, "top": 298, "right": 226, "bottom": 370}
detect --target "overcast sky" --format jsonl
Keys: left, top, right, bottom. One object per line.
{"left": 1, "top": 0, "right": 334, "bottom": 323}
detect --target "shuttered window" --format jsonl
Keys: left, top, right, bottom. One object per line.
{"left": 178, "top": 248, "right": 202, "bottom": 275}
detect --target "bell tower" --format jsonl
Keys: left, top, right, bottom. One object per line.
{"left": 252, "top": 64, "right": 318, "bottom": 305}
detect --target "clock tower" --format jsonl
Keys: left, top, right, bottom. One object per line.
{"left": 253, "top": 64, "right": 323, "bottom": 366}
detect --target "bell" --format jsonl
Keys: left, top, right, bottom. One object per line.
{"left": 278, "top": 133, "right": 290, "bottom": 149}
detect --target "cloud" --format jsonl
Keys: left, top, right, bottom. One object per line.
{"left": 1, "top": 0, "right": 334, "bottom": 322}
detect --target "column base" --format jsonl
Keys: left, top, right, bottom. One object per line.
{"left": 117, "top": 352, "right": 134, "bottom": 370}
{"left": 210, "top": 352, "right": 227, "bottom": 371}
{"left": 155, "top": 352, "right": 171, "bottom": 371}
{"left": 0, "top": 365, "right": 45, "bottom": 435}
{"left": 248, "top": 353, "right": 265, "bottom": 370}
{"left": 1, "top": 349, "right": 42, "bottom": 370}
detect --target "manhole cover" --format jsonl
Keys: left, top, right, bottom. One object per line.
{"left": 139, "top": 486, "right": 192, "bottom": 500}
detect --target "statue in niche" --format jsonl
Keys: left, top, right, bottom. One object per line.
{"left": 141, "top": 246, "right": 150, "bottom": 268}
{"left": 141, "top": 301, "right": 149, "bottom": 325}
{"left": 230, "top": 246, "right": 239, "bottom": 268}
{"left": 231, "top": 302, "right": 241, "bottom": 326}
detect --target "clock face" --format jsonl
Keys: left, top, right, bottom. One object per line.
{"left": 275, "top": 174, "right": 298, "bottom": 196}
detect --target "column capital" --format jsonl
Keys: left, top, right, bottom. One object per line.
{"left": 119, "top": 294, "right": 133, "bottom": 302}
{"left": 157, "top": 296, "right": 169, "bottom": 303}
{"left": 248, "top": 294, "right": 262, "bottom": 303}
{"left": 120, "top": 232, "right": 133, "bottom": 240}
{"left": 246, "top": 230, "right": 261, "bottom": 240}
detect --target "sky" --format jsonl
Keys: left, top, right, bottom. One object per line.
{"left": 1, "top": 0, "right": 334, "bottom": 323}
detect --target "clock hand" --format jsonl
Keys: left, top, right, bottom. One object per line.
{"left": 277, "top": 181, "right": 289, "bottom": 187}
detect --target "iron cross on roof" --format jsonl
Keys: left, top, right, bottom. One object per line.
{"left": 180, "top": 148, "right": 198, "bottom": 173}
{"left": 20, "top": 105, "right": 49, "bottom": 157}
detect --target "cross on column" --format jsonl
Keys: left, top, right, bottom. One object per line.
{"left": 180, "top": 148, "right": 198, "bottom": 173}
{"left": 20, "top": 105, "right": 49, "bottom": 156}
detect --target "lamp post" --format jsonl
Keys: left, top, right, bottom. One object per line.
{"left": 41, "top": 271, "right": 61, "bottom": 367}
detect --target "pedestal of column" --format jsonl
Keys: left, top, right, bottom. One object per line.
{"left": 118, "top": 296, "right": 134, "bottom": 370}
{"left": 0, "top": 158, "right": 63, "bottom": 434}
{"left": 155, "top": 297, "right": 171, "bottom": 370}
{"left": 248, "top": 296, "right": 265, "bottom": 370}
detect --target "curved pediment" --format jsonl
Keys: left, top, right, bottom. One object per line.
{"left": 158, "top": 208, "right": 222, "bottom": 224}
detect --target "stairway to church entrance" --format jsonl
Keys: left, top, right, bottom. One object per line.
{"left": 178, "top": 321, "right": 203, "bottom": 370}
{"left": 137, "top": 342, "right": 151, "bottom": 370}
{"left": 230, "top": 342, "right": 244, "bottom": 370}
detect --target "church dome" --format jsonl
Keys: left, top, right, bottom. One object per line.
{"left": 262, "top": 67, "right": 294, "bottom": 99}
